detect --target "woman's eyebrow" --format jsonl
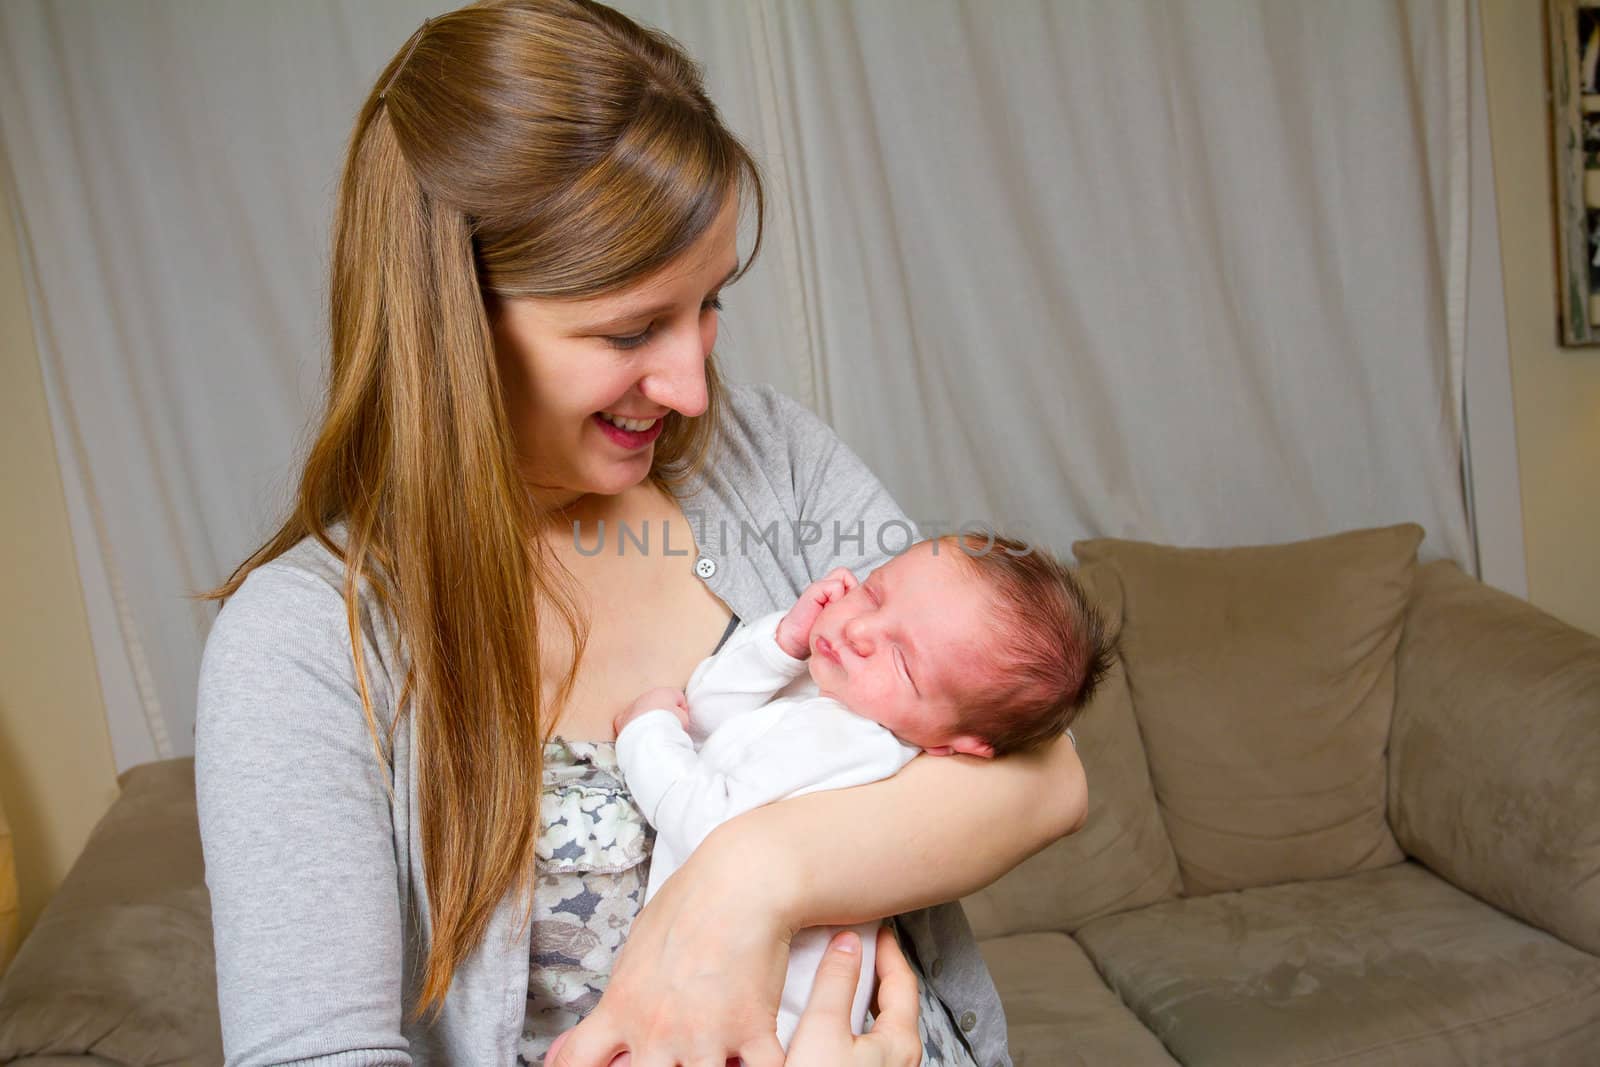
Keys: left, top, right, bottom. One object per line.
{"left": 583, "top": 261, "right": 740, "bottom": 333}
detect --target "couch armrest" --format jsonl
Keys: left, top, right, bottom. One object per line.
{"left": 0, "top": 758, "right": 222, "bottom": 1066}
{"left": 1390, "top": 561, "right": 1600, "bottom": 955}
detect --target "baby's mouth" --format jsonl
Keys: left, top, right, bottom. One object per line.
{"left": 814, "top": 634, "right": 842, "bottom": 664}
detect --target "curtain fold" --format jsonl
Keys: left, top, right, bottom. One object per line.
{"left": 0, "top": 0, "right": 1475, "bottom": 768}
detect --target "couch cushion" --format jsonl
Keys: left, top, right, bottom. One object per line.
{"left": 0, "top": 758, "right": 222, "bottom": 1066}
{"left": 1392, "top": 560, "right": 1600, "bottom": 957}
{"left": 964, "top": 562, "right": 1182, "bottom": 939}
{"left": 1073, "top": 525, "right": 1418, "bottom": 895}
{"left": 978, "top": 931, "right": 1179, "bottom": 1066}
{"left": 1074, "top": 861, "right": 1600, "bottom": 1066}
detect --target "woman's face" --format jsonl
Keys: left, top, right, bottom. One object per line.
{"left": 490, "top": 195, "right": 740, "bottom": 508}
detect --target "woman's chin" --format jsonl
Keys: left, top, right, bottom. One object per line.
{"left": 589, "top": 456, "right": 654, "bottom": 496}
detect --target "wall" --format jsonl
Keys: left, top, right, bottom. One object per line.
{"left": 1482, "top": 0, "right": 1600, "bottom": 637}
{"left": 0, "top": 171, "right": 121, "bottom": 947}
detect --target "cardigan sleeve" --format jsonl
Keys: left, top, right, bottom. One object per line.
{"left": 195, "top": 562, "right": 411, "bottom": 1067}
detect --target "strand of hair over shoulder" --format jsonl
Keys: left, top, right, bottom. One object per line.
{"left": 380, "top": 17, "right": 432, "bottom": 103}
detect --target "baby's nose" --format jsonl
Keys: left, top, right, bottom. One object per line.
{"left": 843, "top": 618, "right": 875, "bottom": 655}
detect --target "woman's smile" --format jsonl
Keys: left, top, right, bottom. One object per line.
{"left": 592, "top": 411, "right": 665, "bottom": 449}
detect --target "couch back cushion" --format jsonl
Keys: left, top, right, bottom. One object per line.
{"left": 1073, "top": 525, "right": 1419, "bottom": 895}
{"left": 963, "top": 561, "right": 1183, "bottom": 938}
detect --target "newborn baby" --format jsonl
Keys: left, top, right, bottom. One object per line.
{"left": 611, "top": 533, "right": 1114, "bottom": 1050}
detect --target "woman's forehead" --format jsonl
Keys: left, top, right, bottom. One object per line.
{"left": 505, "top": 196, "right": 741, "bottom": 327}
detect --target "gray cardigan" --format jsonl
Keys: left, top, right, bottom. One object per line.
{"left": 195, "top": 382, "right": 1013, "bottom": 1067}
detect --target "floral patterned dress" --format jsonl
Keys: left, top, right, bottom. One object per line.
{"left": 517, "top": 738, "right": 655, "bottom": 1063}
{"left": 517, "top": 657, "right": 978, "bottom": 1066}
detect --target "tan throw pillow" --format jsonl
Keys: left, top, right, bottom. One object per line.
{"left": 1073, "top": 525, "right": 1420, "bottom": 895}
{"left": 963, "top": 561, "right": 1183, "bottom": 938}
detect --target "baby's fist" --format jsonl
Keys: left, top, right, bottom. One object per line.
{"left": 614, "top": 686, "right": 690, "bottom": 738}
{"left": 778, "top": 567, "right": 859, "bottom": 659}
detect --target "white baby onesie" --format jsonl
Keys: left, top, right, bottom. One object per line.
{"left": 614, "top": 609, "right": 922, "bottom": 1049}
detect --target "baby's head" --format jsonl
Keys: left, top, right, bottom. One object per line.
{"left": 806, "top": 534, "right": 1116, "bottom": 757}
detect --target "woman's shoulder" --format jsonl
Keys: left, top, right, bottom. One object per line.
{"left": 202, "top": 525, "right": 398, "bottom": 697}
{"left": 709, "top": 380, "right": 863, "bottom": 497}
{"left": 715, "top": 380, "right": 900, "bottom": 517}
{"left": 212, "top": 529, "right": 348, "bottom": 626}
{"left": 716, "top": 380, "right": 835, "bottom": 452}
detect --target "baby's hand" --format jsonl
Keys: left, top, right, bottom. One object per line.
{"left": 778, "top": 567, "right": 859, "bottom": 659}
{"left": 614, "top": 687, "right": 690, "bottom": 738}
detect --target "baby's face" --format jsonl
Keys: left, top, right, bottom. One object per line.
{"left": 807, "top": 541, "right": 996, "bottom": 757}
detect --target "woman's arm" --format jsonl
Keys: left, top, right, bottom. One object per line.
{"left": 553, "top": 736, "right": 1086, "bottom": 1067}
{"left": 715, "top": 732, "right": 1088, "bottom": 931}
{"left": 196, "top": 563, "right": 411, "bottom": 1067}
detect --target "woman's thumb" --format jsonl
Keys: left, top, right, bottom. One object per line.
{"left": 794, "top": 931, "right": 865, "bottom": 1031}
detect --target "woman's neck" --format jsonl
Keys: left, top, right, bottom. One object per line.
{"left": 534, "top": 482, "right": 661, "bottom": 540}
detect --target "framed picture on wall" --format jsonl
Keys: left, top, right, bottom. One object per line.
{"left": 1550, "top": 0, "right": 1600, "bottom": 345}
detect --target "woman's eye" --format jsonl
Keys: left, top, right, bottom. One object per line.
{"left": 604, "top": 297, "right": 722, "bottom": 351}
{"left": 605, "top": 326, "right": 654, "bottom": 351}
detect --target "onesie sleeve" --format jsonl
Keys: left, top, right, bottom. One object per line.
{"left": 195, "top": 563, "right": 411, "bottom": 1067}
{"left": 615, "top": 701, "right": 918, "bottom": 865}
{"left": 684, "top": 609, "right": 810, "bottom": 738}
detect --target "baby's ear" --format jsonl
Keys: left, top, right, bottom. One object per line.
{"left": 948, "top": 736, "right": 996, "bottom": 759}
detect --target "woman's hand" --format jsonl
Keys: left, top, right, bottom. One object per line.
{"left": 786, "top": 927, "right": 922, "bottom": 1067}
{"left": 549, "top": 826, "right": 794, "bottom": 1067}
{"left": 546, "top": 920, "right": 920, "bottom": 1067}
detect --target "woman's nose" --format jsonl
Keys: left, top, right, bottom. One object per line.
{"left": 640, "top": 325, "right": 709, "bottom": 418}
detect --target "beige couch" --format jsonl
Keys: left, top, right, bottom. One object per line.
{"left": 2, "top": 525, "right": 1597, "bottom": 1065}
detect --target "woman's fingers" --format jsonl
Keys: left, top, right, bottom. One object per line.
{"left": 548, "top": 1019, "right": 626, "bottom": 1067}
{"left": 787, "top": 930, "right": 866, "bottom": 1050}
{"left": 736, "top": 1035, "right": 786, "bottom": 1067}
{"left": 867, "top": 926, "right": 923, "bottom": 1062}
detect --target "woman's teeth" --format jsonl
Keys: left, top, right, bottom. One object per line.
{"left": 598, "top": 412, "right": 659, "bottom": 432}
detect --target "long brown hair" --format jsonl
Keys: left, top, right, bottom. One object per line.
{"left": 201, "top": 0, "right": 764, "bottom": 1013}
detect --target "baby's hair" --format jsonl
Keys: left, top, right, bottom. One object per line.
{"left": 934, "top": 533, "right": 1118, "bottom": 755}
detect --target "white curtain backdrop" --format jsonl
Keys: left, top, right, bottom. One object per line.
{"left": 0, "top": 0, "right": 1485, "bottom": 770}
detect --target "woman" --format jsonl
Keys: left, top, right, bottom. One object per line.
{"left": 194, "top": 2, "right": 1088, "bottom": 1065}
